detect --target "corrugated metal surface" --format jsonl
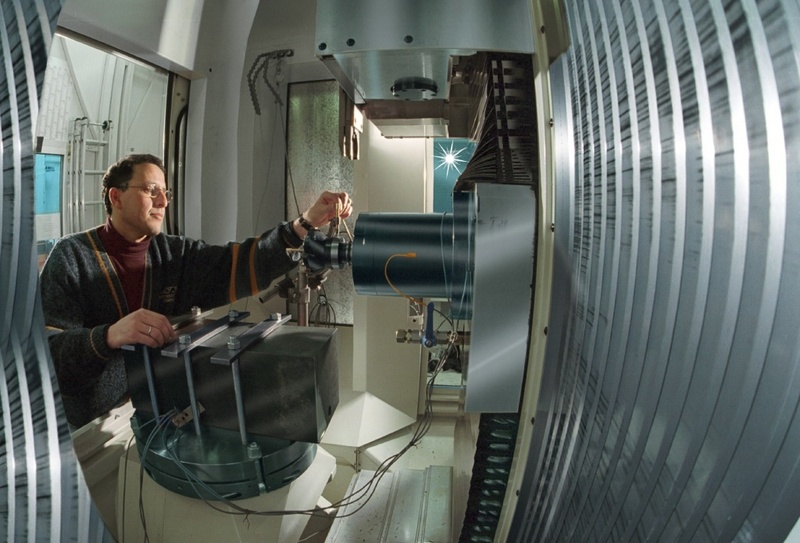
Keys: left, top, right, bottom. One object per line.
{"left": 286, "top": 80, "right": 355, "bottom": 325}
{"left": 0, "top": 1, "right": 102, "bottom": 541}
{"left": 510, "top": 0, "right": 800, "bottom": 541}
{"left": 326, "top": 467, "right": 453, "bottom": 542}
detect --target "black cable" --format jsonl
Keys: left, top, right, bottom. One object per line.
{"left": 433, "top": 305, "right": 454, "bottom": 330}
{"left": 328, "top": 302, "right": 338, "bottom": 327}
{"left": 143, "top": 332, "right": 459, "bottom": 523}
{"left": 310, "top": 286, "right": 339, "bottom": 327}
{"left": 246, "top": 48, "right": 299, "bottom": 223}
{"left": 278, "top": 103, "right": 301, "bottom": 217}
{"left": 126, "top": 313, "right": 459, "bottom": 528}
{"left": 138, "top": 412, "right": 178, "bottom": 542}
{"left": 253, "top": 103, "right": 282, "bottom": 236}
{"left": 170, "top": 104, "right": 189, "bottom": 236}
{"left": 120, "top": 433, "right": 136, "bottom": 543}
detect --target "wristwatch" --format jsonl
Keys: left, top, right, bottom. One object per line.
{"left": 297, "top": 215, "right": 316, "bottom": 231}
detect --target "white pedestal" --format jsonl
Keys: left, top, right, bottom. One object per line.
{"left": 116, "top": 446, "right": 336, "bottom": 543}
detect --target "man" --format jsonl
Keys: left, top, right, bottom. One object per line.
{"left": 40, "top": 153, "right": 352, "bottom": 429}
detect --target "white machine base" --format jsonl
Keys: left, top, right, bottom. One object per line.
{"left": 117, "top": 445, "right": 336, "bottom": 542}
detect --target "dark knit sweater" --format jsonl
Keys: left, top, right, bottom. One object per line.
{"left": 40, "top": 222, "right": 303, "bottom": 428}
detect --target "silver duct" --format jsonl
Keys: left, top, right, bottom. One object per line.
{"left": 510, "top": 0, "right": 800, "bottom": 541}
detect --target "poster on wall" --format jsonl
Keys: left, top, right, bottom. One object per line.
{"left": 432, "top": 138, "right": 476, "bottom": 213}
{"left": 34, "top": 153, "right": 62, "bottom": 267}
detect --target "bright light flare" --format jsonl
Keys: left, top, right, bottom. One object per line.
{"left": 434, "top": 141, "right": 469, "bottom": 176}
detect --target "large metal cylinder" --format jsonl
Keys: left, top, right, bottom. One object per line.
{"left": 349, "top": 191, "right": 476, "bottom": 321}
{"left": 509, "top": 0, "right": 800, "bottom": 541}
{"left": 352, "top": 212, "right": 454, "bottom": 299}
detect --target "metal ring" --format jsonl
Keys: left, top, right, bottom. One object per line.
{"left": 147, "top": 326, "right": 152, "bottom": 336}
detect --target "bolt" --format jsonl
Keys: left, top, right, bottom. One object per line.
{"left": 179, "top": 334, "right": 191, "bottom": 346}
{"left": 227, "top": 335, "right": 241, "bottom": 350}
{"left": 549, "top": 118, "right": 554, "bottom": 127}
{"left": 404, "top": 35, "right": 413, "bottom": 43}
{"left": 247, "top": 442, "right": 261, "bottom": 459}
{"left": 318, "top": 42, "right": 327, "bottom": 51}
{"left": 228, "top": 309, "right": 239, "bottom": 319}
{"left": 550, "top": 223, "right": 555, "bottom": 232}
{"left": 346, "top": 38, "right": 355, "bottom": 47}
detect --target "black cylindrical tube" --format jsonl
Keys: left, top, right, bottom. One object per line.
{"left": 352, "top": 212, "right": 454, "bottom": 299}
{"left": 303, "top": 230, "right": 352, "bottom": 272}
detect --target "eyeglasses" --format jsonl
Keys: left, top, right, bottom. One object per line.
{"left": 127, "top": 183, "right": 173, "bottom": 201}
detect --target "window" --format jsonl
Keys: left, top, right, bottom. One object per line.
{"left": 35, "top": 32, "right": 169, "bottom": 261}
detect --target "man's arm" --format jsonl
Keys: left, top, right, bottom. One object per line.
{"left": 39, "top": 239, "right": 116, "bottom": 392}
{"left": 168, "top": 191, "right": 354, "bottom": 309}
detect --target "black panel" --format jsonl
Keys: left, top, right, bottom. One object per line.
{"left": 126, "top": 325, "right": 339, "bottom": 443}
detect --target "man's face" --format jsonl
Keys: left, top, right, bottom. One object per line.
{"left": 110, "top": 162, "right": 168, "bottom": 242}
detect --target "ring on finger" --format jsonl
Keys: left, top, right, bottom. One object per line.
{"left": 147, "top": 325, "right": 152, "bottom": 336}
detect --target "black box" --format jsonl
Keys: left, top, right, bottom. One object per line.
{"left": 124, "top": 324, "right": 338, "bottom": 443}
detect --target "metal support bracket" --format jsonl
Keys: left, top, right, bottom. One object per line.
{"left": 209, "top": 314, "right": 291, "bottom": 444}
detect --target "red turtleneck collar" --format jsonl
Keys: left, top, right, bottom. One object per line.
{"left": 98, "top": 219, "right": 151, "bottom": 312}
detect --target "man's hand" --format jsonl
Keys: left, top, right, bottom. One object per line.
{"left": 303, "top": 191, "right": 353, "bottom": 228}
{"left": 107, "top": 308, "right": 176, "bottom": 349}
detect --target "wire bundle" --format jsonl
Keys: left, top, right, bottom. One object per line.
{"left": 121, "top": 327, "right": 460, "bottom": 540}
{"left": 247, "top": 49, "right": 294, "bottom": 114}
{"left": 310, "top": 286, "right": 338, "bottom": 327}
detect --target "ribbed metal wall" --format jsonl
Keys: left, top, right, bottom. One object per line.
{"left": 510, "top": 0, "right": 800, "bottom": 541}
{"left": 0, "top": 1, "right": 101, "bottom": 542}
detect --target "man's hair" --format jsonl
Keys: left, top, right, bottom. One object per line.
{"left": 101, "top": 154, "right": 166, "bottom": 215}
